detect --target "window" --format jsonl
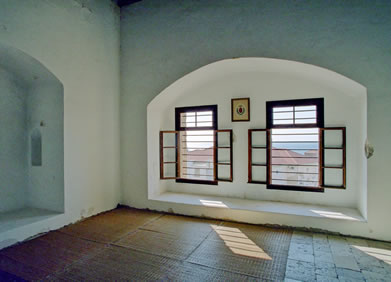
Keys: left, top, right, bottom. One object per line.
{"left": 249, "top": 98, "right": 346, "bottom": 192}
{"left": 267, "top": 99, "right": 323, "bottom": 191}
{"left": 176, "top": 105, "right": 217, "bottom": 184}
{"left": 160, "top": 105, "right": 233, "bottom": 184}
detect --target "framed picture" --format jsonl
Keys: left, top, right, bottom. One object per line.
{"left": 231, "top": 98, "right": 250, "bottom": 122}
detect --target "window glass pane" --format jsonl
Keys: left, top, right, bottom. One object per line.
{"left": 274, "top": 119, "right": 294, "bottom": 125}
{"left": 196, "top": 111, "right": 213, "bottom": 127}
{"left": 273, "top": 112, "right": 293, "bottom": 120}
{"left": 295, "top": 105, "right": 316, "bottom": 111}
{"left": 324, "top": 130, "right": 343, "bottom": 148}
{"left": 197, "top": 111, "right": 213, "bottom": 117}
{"left": 324, "top": 168, "right": 343, "bottom": 187}
{"left": 252, "top": 166, "right": 267, "bottom": 183}
{"left": 295, "top": 111, "right": 316, "bottom": 119}
{"left": 272, "top": 128, "right": 318, "bottom": 134}
{"left": 180, "top": 112, "right": 196, "bottom": 127}
{"left": 271, "top": 128, "right": 319, "bottom": 187}
{"left": 180, "top": 111, "right": 214, "bottom": 128}
{"left": 196, "top": 115, "right": 212, "bottom": 122}
{"left": 180, "top": 130, "right": 214, "bottom": 181}
{"left": 273, "top": 107, "right": 293, "bottom": 112}
{"left": 295, "top": 118, "right": 317, "bottom": 124}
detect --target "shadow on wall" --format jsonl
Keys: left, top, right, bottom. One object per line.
{"left": 31, "top": 128, "right": 42, "bottom": 166}
{"left": 0, "top": 43, "right": 64, "bottom": 221}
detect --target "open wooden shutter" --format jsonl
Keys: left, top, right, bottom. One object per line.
{"left": 320, "top": 127, "right": 346, "bottom": 189}
{"left": 248, "top": 129, "right": 269, "bottom": 184}
{"left": 160, "top": 131, "right": 179, "bottom": 179}
{"left": 215, "top": 130, "right": 233, "bottom": 182}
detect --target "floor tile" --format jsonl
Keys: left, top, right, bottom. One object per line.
{"left": 285, "top": 259, "right": 315, "bottom": 282}
{"left": 316, "top": 274, "right": 339, "bottom": 282}
{"left": 0, "top": 232, "right": 103, "bottom": 279}
{"left": 210, "top": 223, "right": 292, "bottom": 253}
{"left": 333, "top": 254, "right": 360, "bottom": 271}
{"left": 0, "top": 269, "right": 25, "bottom": 282}
{"left": 0, "top": 254, "right": 49, "bottom": 281}
{"left": 186, "top": 236, "right": 289, "bottom": 280}
{"left": 313, "top": 243, "right": 331, "bottom": 253}
{"left": 338, "top": 277, "right": 365, "bottom": 282}
{"left": 314, "top": 250, "right": 334, "bottom": 265}
{"left": 291, "top": 231, "right": 313, "bottom": 245}
{"left": 361, "top": 269, "right": 391, "bottom": 281}
{"left": 289, "top": 242, "right": 314, "bottom": 255}
{"left": 315, "top": 262, "right": 337, "bottom": 278}
{"left": 141, "top": 214, "right": 220, "bottom": 240}
{"left": 59, "top": 207, "right": 160, "bottom": 243}
{"left": 113, "top": 229, "right": 202, "bottom": 260}
{"left": 336, "top": 268, "right": 365, "bottom": 280}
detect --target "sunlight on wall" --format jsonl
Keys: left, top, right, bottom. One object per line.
{"left": 212, "top": 225, "right": 272, "bottom": 260}
{"left": 200, "top": 200, "right": 228, "bottom": 208}
{"left": 310, "top": 210, "right": 359, "bottom": 221}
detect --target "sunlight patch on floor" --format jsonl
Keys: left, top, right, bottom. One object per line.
{"left": 352, "top": 245, "right": 391, "bottom": 265}
{"left": 212, "top": 225, "right": 272, "bottom": 260}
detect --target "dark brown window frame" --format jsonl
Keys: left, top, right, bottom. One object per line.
{"left": 175, "top": 105, "right": 218, "bottom": 131}
{"left": 266, "top": 98, "right": 324, "bottom": 129}
{"left": 248, "top": 127, "right": 346, "bottom": 191}
{"left": 175, "top": 105, "right": 218, "bottom": 185}
{"left": 320, "top": 127, "right": 346, "bottom": 189}
{"left": 266, "top": 98, "right": 324, "bottom": 192}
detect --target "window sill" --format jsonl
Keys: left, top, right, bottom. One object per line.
{"left": 150, "top": 192, "right": 366, "bottom": 222}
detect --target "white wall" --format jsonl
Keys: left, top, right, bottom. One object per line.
{"left": 148, "top": 58, "right": 367, "bottom": 210}
{"left": 0, "top": 68, "right": 28, "bottom": 212}
{"left": 121, "top": 0, "right": 391, "bottom": 241}
{"left": 27, "top": 83, "right": 64, "bottom": 213}
{"left": 0, "top": 0, "right": 120, "bottom": 246}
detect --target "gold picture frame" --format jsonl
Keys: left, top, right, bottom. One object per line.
{"left": 231, "top": 98, "right": 250, "bottom": 122}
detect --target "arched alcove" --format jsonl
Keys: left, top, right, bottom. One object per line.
{"left": 0, "top": 44, "right": 64, "bottom": 234}
{"left": 148, "top": 58, "right": 367, "bottom": 218}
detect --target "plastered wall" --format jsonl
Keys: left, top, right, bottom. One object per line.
{"left": 121, "top": 0, "right": 391, "bottom": 241}
{"left": 0, "top": 0, "right": 120, "bottom": 246}
{"left": 0, "top": 68, "right": 28, "bottom": 212}
{"left": 27, "top": 83, "right": 64, "bottom": 213}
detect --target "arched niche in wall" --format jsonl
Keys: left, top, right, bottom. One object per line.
{"left": 0, "top": 43, "right": 64, "bottom": 231}
{"left": 147, "top": 58, "right": 367, "bottom": 217}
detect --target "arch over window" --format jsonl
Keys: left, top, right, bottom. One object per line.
{"left": 148, "top": 58, "right": 367, "bottom": 217}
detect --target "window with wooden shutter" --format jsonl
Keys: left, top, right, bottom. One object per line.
{"left": 160, "top": 105, "right": 233, "bottom": 184}
{"left": 249, "top": 98, "right": 346, "bottom": 192}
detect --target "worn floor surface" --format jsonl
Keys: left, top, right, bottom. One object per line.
{"left": 0, "top": 207, "right": 390, "bottom": 281}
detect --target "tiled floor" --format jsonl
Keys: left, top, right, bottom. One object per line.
{"left": 0, "top": 207, "right": 390, "bottom": 281}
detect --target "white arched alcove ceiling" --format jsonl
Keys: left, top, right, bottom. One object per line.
{"left": 148, "top": 58, "right": 367, "bottom": 224}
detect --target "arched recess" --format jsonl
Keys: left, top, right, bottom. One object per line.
{"left": 0, "top": 43, "right": 64, "bottom": 234}
{"left": 147, "top": 58, "right": 367, "bottom": 217}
